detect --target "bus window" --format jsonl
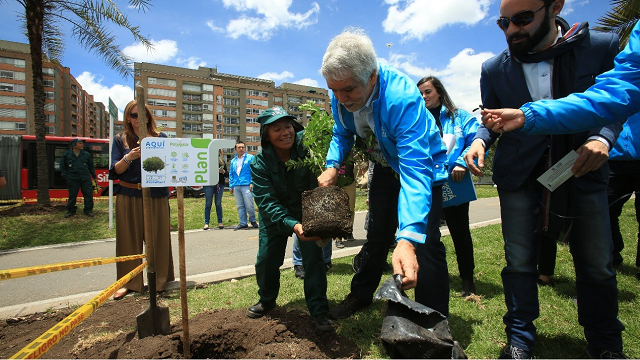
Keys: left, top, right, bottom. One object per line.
{"left": 52, "top": 144, "right": 67, "bottom": 188}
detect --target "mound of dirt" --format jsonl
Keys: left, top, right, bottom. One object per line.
{"left": 0, "top": 296, "right": 360, "bottom": 359}
{"left": 0, "top": 203, "right": 67, "bottom": 217}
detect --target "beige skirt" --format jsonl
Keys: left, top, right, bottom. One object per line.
{"left": 115, "top": 194, "right": 175, "bottom": 292}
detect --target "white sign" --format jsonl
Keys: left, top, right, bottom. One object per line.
{"left": 140, "top": 138, "right": 236, "bottom": 187}
{"left": 537, "top": 150, "right": 578, "bottom": 192}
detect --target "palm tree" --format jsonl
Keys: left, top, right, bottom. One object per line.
{"left": 595, "top": 0, "right": 640, "bottom": 46}
{"left": 13, "top": 0, "right": 153, "bottom": 206}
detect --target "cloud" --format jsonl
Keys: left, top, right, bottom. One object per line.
{"left": 382, "top": 0, "right": 490, "bottom": 41}
{"left": 257, "top": 70, "right": 294, "bottom": 81}
{"left": 384, "top": 48, "right": 494, "bottom": 113}
{"left": 219, "top": 0, "right": 320, "bottom": 40}
{"left": 177, "top": 56, "right": 207, "bottom": 69}
{"left": 122, "top": 39, "right": 179, "bottom": 63}
{"left": 293, "top": 78, "right": 320, "bottom": 88}
{"left": 206, "top": 20, "right": 224, "bottom": 33}
{"left": 75, "top": 71, "right": 134, "bottom": 121}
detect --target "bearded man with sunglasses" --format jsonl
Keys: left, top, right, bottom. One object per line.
{"left": 464, "top": 0, "right": 625, "bottom": 358}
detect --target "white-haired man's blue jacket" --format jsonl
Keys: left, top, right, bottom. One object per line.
{"left": 326, "top": 63, "right": 448, "bottom": 245}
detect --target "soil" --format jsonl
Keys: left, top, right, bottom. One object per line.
{"left": 0, "top": 203, "right": 67, "bottom": 217}
{"left": 0, "top": 296, "right": 360, "bottom": 359}
{"left": 302, "top": 186, "right": 353, "bottom": 238}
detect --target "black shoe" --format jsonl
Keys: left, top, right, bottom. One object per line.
{"left": 84, "top": 212, "right": 94, "bottom": 217}
{"left": 328, "top": 293, "right": 370, "bottom": 319}
{"left": 251, "top": 221, "right": 259, "bottom": 228}
{"left": 294, "top": 265, "right": 305, "bottom": 279}
{"left": 352, "top": 251, "right": 363, "bottom": 273}
{"left": 499, "top": 344, "right": 532, "bottom": 359}
{"left": 246, "top": 301, "right": 276, "bottom": 319}
{"left": 314, "top": 313, "right": 334, "bottom": 332}
{"left": 64, "top": 212, "right": 75, "bottom": 218}
{"left": 588, "top": 348, "right": 628, "bottom": 359}
{"left": 461, "top": 278, "right": 476, "bottom": 297}
{"left": 325, "top": 262, "right": 332, "bottom": 271}
{"left": 234, "top": 224, "right": 248, "bottom": 231}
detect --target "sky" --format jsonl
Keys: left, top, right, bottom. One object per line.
{"left": 0, "top": 0, "right": 614, "bottom": 121}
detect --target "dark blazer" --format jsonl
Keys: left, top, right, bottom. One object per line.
{"left": 476, "top": 28, "right": 621, "bottom": 191}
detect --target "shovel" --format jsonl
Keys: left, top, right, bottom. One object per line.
{"left": 134, "top": 90, "right": 171, "bottom": 338}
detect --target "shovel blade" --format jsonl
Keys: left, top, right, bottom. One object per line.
{"left": 137, "top": 305, "right": 171, "bottom": 338}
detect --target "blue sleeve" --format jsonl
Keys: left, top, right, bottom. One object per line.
{"left": 455, "top": 110, "right": 480, "bottom": 169}
{"left": 522, "top": 22, "right": 640, "bottom": 134}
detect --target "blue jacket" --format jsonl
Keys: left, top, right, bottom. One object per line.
{"left": 475, "top": 26, "right": 621, "bottom": 190}
{"left": 610, "top": 112, "right": 640, "bottom": 161}
{"left": 229, "top": 153, "right": 254, "bottom": 188}
{"left": 521, "top": 21, "right": 640, "bottom": 134}
{"left": 439, "top": 107, "right": 479, "bottom": 171}
{"left": 326, "top": 63, "right": 448, "bottom": 245}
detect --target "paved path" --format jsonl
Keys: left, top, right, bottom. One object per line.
{"left": 0, "top": 196, "right": 501, "bottom": 318}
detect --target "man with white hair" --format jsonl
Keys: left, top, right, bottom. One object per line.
{"left": 317, "top": 28, "right": 450, "bottom": 319}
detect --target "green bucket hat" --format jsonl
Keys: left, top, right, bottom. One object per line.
{"left": 258, "top": 107, "right": 303, "bottom": 146}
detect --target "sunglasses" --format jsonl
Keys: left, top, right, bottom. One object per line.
{"left": 496, "top": 4, "right": 546, "bottom": 31}
{"left": 129, "top": 112, "right": 139, "bottom": 119}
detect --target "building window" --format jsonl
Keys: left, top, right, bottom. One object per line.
{"left": 44, "top": 103, "right": 56, "bottom": 111}
{"left": 42, "top": 67, "right": 55, "bottom": 76}
{"left": 148, "top": 88, "right": 177, "bottom": 97}
{"left": 246, "top": 108, "right": 263, "bottom": 115}
{"left": 183, "top": 103, "right": 202, "bottom": 112}
{"left": 182, "top": 113, "right": 203, "bottom": 121}
{"left": 274, "top": 96, "right": 283, "bottom": 103}
{"left": 223, "top": 107, "right": 239, "bottom": 115}
{"left": 223, "top": 98, "right": 240, "bottom": 106}
{"left": 43, "top": 79, "right": 55, "bottom": 88}
{"left": 44, "top": 91, "right": 55, "bottom": 100}
{"left": 246, "top": 126, "right": 259, "bottom": 134}
{"left": 289, "top": 105, "right": 300, "bottom": 112}
{"left": 0, "top": 70, "right": 26, "bottom": 80}
{"left": 152, "top": 109, "right": 177, "bottom": 118}
{"left": 155, "top": 120, "right": 177, "bottom": 128}
{"left": 183, "top": 94, "right": 202, "bottom": 102}
{"left": 183, "top": 83, "right": 202, "bottom": 93}
{"left": 246, "top": 98, "right": 268, "bottom": 107}
{"left": 223, "top": 126, "right": 239, "bottom": 134}
{"left": 202, "top": 93, "right": 214, "bottom": 102}
{"left": 246, "top": 117, "right": 258, "bottom": 124}
{"left": 247, "top": 90, "right": 269, "bottom": 98}
{"left": 0, "top": 95, "right": 26, "bottom": 105}
{"left": 247, "top": 145, "right": 260, "bottom": 152}
{"left": 182, "top": 123, "right": 203, "bottom": 132}
{"left": 246, "top": 135, "right": 261, "bottom": 143}
{"left": 0, "top": 57, "right": 26, "bottom": 68}
{"left": 203, "top": 84, "right": 214, "bottom": 92}
{"left": 0, "top": 108, "right": 27, "bottom": 118}
{"left": 223, "top": 88, "right": 239, "bottom": 97}
{"left": 147, "top": 99, "right": 176, "bottom": 108}
{"left": 203, "top": 113, "right": 213, "bottom": 121}
{"left": 202, "top": 104, "right": 213, "bottom": 111}
{"left": 288, "top": 96, "right": 302, "bottom": 103}
{"left": 0, "top": 82, "right": 26, "bottom": 93}
{"left": 148, "top": 77, "right": 177, "bottom": 87}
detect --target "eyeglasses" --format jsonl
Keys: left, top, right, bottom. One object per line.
{"left": 496, "top": 4, "right": 546, "bottom": 31}
{"left": 129, "top": 112, "right": 138, "bottom": 119}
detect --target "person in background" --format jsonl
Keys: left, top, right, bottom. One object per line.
{"left": 0, "top": 167, "right": 6, "bottom": 189}
{"left": 606, "top": 112, "right": 640, "bottom": 271}
{"left": 317, "top": 28, "right": 449, "bottom": 320}
{"left": 247, "top": 106, "right": 333, "bottom": 332}
{"left": 292, "top": 237, "right": 331, "bottom": 279}
{"left": 60, "top": 138, "right": 97, "bottom": 218}
{"left": 110, "top": 100, "right": 175, "bottom": 300}
{"left": 203, "top": 149, "right": 228, "bottom": 230}
{"left": 417, "top": 75, "right": 479, "bottom": 297}
{"left": 463, "top": 0, "right": 624, "bottom": 358}
{"left": 229, "top": 141, "right": 258, "bottom": 230}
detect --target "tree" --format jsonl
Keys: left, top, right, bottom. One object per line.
{"left": 11, "top": 0, "right": 153, "bottom": 206}
{"left": 595, "top": 0, "right": 640, "bottom": 47}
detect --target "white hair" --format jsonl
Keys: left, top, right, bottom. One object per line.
{"left": 320, "top": 27, "right": 378, "bottom": 85}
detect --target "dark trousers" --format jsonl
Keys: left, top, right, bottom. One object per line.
{"left": 255, "top": 229, "right": 329, "bottom": 317}
{"left": 353, "top": 165, "right": 449, "bottom": 316}
{"left": 66, "top": 177, "right": 94, "bottom": 214}
{"left": 607, "top": 160, "right": 640, "bottom": 267}
{"left": 442, "top": 202, "right": 475, "bottom": 281}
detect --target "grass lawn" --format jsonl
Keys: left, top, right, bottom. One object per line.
{"left": 159, "top": 200, "right": 639, "bottom": 359}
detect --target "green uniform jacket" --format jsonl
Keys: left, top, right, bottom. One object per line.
{"left": 250, "top": 131, "right": 318, "bottom": 236}
{"left": 60, "top": 149, "right": 97, "bottom": 181}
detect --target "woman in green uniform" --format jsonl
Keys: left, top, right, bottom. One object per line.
{"left": 247, "top": 106, "right": 333, "bottom": 332}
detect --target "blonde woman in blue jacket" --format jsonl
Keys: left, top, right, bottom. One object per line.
{"left": 418, "top": 76, "right": 479, "bottom": 297}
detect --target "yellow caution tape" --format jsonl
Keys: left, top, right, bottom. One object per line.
{"left": 10, "top": 261, "right": 147, "bottom": 359}
{"left": 0, "top": 254, "right": 146, "bottom": 281}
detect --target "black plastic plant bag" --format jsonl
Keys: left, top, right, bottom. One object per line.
{"left": 374, "top": 275, "right": 467, "bottom": 359}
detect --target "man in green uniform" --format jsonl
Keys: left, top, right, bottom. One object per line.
{"left": 60, "top": 138, "right": 97, "bottom": 218}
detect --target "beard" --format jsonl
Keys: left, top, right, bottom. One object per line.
{"left": 507, "top": 10, "right": 552, "bottom": 58}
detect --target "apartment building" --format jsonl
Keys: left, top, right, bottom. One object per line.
{"left": 0, "top": 40, "right": 109, "bottom": 138}
{"left": 134, "top": 62, "right": 331, "bottom": 154}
